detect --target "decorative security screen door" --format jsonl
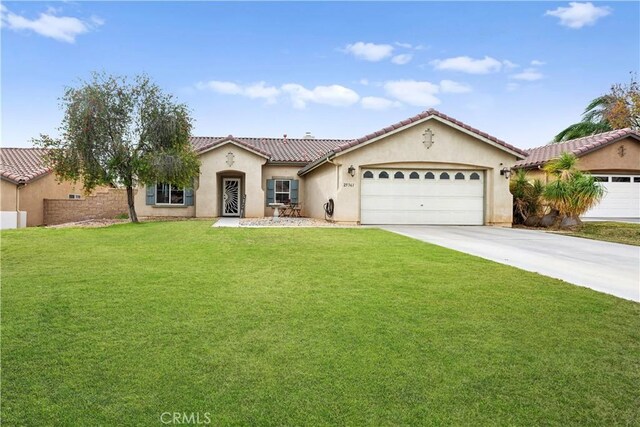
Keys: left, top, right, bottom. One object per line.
{"left": 222, "top": 178, "right": 240, "bottom": 216}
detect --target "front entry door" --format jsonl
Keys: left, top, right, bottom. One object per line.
{"left": 222, "top": 178, "right": 241, "bottom": 217}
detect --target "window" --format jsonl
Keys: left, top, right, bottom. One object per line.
{"left": 612, "top": 177, "right": 631, "bottom": 183}
{"left": 634, "top": 177, "right": 640, "bottom": 183}
{"left": 156, "top": 183, "right": 184, "bottom": 205}
{"left": 275, "top": 179, "right": 291, "bottom": 203}
{"left": 440, "top": 172, "right": 450, "bottom": 180}
{"left": 409, "top": 172, "right": 420, "bottom": 180}
{"left": 594, "top": 176, "right": 609, "bottom": 182}
{"left": 68, "top": 194, "right": 81, "bottom": 199}
{"left": 379, "top": 171, "right": 389, "bottom": 179}
{"left": 363, "top": 171, "right": 374, "bottom": 179}
{"left": 470, "top": 173, "right": 480, "bottom": 180}
{"left": 394, "top": 171, "right": 404, "bottom": 179}
{"left": 455, "top": 173, "right": 465, "bottom": 180}
{"left": 425, "top": 172, "right": 435, "bottom": 180}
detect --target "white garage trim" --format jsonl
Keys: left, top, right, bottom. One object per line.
{"left": 360, "top": 168, "right": 485, "bottom": 225}
{"left": 583, "top": 174, "right": 640, "bottom": 218}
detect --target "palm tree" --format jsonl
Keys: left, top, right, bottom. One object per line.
{"left": 542, "top": 153, "right": 604, "bottom": 226}
{"left": 510, "top": 169, "right": 545, "bottom": 224}
{"left": 554, "top": 96, "right": 613, "bottom": 142}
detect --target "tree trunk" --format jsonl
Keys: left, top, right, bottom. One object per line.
{"left": 126, "top": 186, "right": 139, "bottom": 223}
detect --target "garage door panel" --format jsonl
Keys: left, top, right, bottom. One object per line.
{"left": 361, "top": 169, "right": 485, "bottom": 225}
{"left": 583, "top": 176, "right": 639, "bottom": 218}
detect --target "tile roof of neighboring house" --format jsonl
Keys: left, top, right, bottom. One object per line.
{"left": 190, "top": 135, "right": 351, "bottom": 163}
{"left": 514, "top": 128, "right": 640, "bottom": 169}
{"left": 0, "top": 148, "right": 51, "bottom": 184}
{"left": 298, "top": 108, "right": 527, "bottom": 175}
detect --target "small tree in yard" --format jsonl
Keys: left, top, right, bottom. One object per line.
{"left": 36, "top": 73, "right": 200, "bottom": 223}
{"left": 509, "top": 169, "right": 545, "bottom": 225}
{"left": 542, "top": 153, "right": 604, "bottom": 228}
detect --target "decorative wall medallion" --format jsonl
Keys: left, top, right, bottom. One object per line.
{"left": 422, "top": 128, "right": 435, "bottom": 149}
{"left": 226, "top": 152, "right": 235, "bottom": 166}
{"left": 618, "top": 145, "right": 626, "bottom": 157}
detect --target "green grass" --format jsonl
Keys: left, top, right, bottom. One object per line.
{"left": 567, "top": 221, "right": 640, "bottom": 246}
{"left": 2, "top": 221, "right": 639, "bottom": 426}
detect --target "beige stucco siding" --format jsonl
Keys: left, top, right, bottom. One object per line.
{"left": 1, "top": 179, "right": 18, "bottom": 211}
{"left": 302, "top": 162, "right": 338, "bottom": 220}
{"left": 262, "top": 165, "right": 305, "bottom": 216}
{"left": 18, "top": 175, "right": 84, "bottom": 226}
{"left": 303, "top": 118, "right": 519, "bottom": 225}
{"left": 134, "top": 186, "right": 196, "bottom": 217}
{"left": 523, "top": 137, "right": 640, "bottom": 183}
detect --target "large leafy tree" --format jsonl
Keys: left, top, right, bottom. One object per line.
{"left": 554, "top": 74, "right": 640, "bottom": 142}
{"left": 36, "top": 73, "right": 200, "bottom": 223}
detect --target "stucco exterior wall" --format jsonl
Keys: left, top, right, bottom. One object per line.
{"left": 134, "top": 188, "right": 196, "bottom": 217}
{"left": 521, "top": 137, "right": 640, "bottom": 183}
{"left": 303, "top": 118, "right": 519, "bottom": 225}
{"left": 262, "top": 164, "right": 305, "bottom": 216}
{"left": 196, "top": 142, "right": 267, "bottom": 218}
{"left": 12, "top": 174, "right": 85, "bottom": 226}
{"left": 1, "top": 179, "right": 18, "bottom": 211}
{"left": 302, "top": 162, "right": 338, "bottom": 220}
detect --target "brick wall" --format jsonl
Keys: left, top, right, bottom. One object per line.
{"left": 43, "top": 188, "right": 130, "bottom": 225}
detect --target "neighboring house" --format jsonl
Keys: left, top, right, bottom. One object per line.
{"left": 514, "top": 128, "right": 640, "bottom": 218}
{"left": 0, "top": 148, "right": 85, "bottom": 228}
{"left": 136, "top": 109, "right": 527, "bottom": 226}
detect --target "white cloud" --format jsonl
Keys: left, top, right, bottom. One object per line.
{"left": 430, "top": 56, "right": 504, "bottom": 74}
{"left": 361, "top": 96, "right": 402, "bottom": 110}
{"left": 342, "top": 42, "right": 394, "bottom": 62}
{"left": 359, "top": 79, "right": 369, "bottom": 86}
{"left": 384, "top": 80, "right": 441, "bottom": 107}
{"left": 395, "top": 42, "right": 413, "bottom": 49}
{"left": 0, "top": 4, "right": 103, "bottom": 43}
{"left": 545, "top": 2, "right": 611, "bottom": 29}
{"left": 281, "top": 84, "right": 359, "bottom": 109}
{"left": 506, "top": 82, "right": 520, "bottom": 92}
{"left": 439, "top": 80, "right": 472, "bottom": 94}
{"left": 391, "top": 53, "right": 413, "bottom": 65}
{"left": 502, "top": 60, "right": 519, "bottom": 69}
{"left": 531, "top": 59, "right": 546, "bottom": 66}
{"left": 196, "top": 80, "right": 280, "bottom": 103}
{"left": 510, "top": 68, "right": 544, "bottom": 81}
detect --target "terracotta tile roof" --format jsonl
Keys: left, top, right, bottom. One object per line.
{"left": 299, "top": 109, "right": 527, "bottom": 175}
{"left": 514, "top": 128, "right": 640, "bottom": 169}
{"left": 191, "top": 135, "right": 351, "bottom": 163}
{"left": 0, "top": 148, "right": 51, "bottom": 184}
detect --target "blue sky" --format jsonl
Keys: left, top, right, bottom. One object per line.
{"left": 2, "top": 1, "right": 638, "bottom": 148}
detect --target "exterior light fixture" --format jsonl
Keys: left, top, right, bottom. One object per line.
{"left": 348, "top": 165, "right": 356, "bottom": 177}
{"left": 500, "top": 167, "right": 512, "bottom": 179}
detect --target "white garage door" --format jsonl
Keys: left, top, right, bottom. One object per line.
{"left": 361, "top": 169, "right": 484, "bottom": 225}
{"left": 583, "top": 175, "right": 640, "bottom": 218}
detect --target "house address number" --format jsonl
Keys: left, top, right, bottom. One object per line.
{"left": 343, "top": 183, "right": 355, "bottom": 188}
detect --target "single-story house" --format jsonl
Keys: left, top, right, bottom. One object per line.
{"left": 136, "top": 109, "right": 527, "bottom": 226}
{"left": 514, "top": 128, "right": 640, "bottom": 218}
{"left": 0, "top": 148, "right": 84, "bottom": 228}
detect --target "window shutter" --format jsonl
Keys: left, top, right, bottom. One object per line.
{"left": 146, "top": 185, "right": 155, "bottom": 205}
{"left": 185, "top": 188, "right": 194, "bottom": 206}
{"left": 290, "top": 179, "right": 299, "bottom": 203}
{"left": 266, "top": 179, "right": 275, "bottom": 205}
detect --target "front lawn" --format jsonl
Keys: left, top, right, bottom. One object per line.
{"left": 2, "top": 221, "right": 639, "bottom": 425}
{"left": 567, "top": 221, "right": 640, "bottom": 246}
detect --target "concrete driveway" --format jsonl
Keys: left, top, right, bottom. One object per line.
{"left": 381, "top": 226, "right": 640, "bottom": 302}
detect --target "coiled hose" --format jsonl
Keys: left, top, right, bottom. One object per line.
{"left": 324, "top": 198, "right": 334, "bottom": 221}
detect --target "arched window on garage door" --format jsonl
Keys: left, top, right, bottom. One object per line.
{"left": 470, "top": 172, "right": 480, "bottom": 180}
{"left": 394, "top": 171, "right": 404, "bottom": 179}
{"left": 440, "top": 172, "right": 450, "bottom": 180}
{"left": 409, "top": 172, "right": 420, "bottom": 179}
{"left": 425, "top": 172, "right": 435, "bottom": 179}
{"left": 363, "top": 171, "right": 374, "bottom": 179}
{"left": 379, "top": 171, "right": 389, "bottom": 179}
{"left": 455, "top": 172, "right": 465, "bottom": 180}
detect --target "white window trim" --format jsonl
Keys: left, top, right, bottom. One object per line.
{"left": 155, "top": 183, "right": 186, "bottom": 206}
{"left": 274, "top": 179, "right": 291, "bottom": 203}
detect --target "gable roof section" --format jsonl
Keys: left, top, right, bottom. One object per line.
{"left": 0, "top": 148, "right": 51, "bottom": 184}
{"left": 191, "top": 135, "right": 350, "bottom": 163}
{"left": 515, "top": 128, "right": 640, "bottom": 169}
{"left": 299, "top": 109, "right": 527, "bottom": 176}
